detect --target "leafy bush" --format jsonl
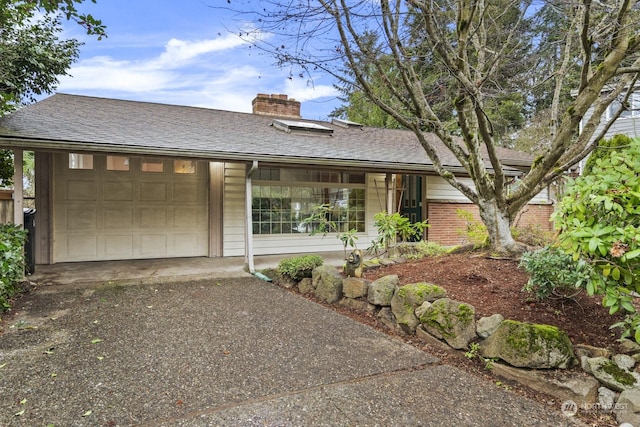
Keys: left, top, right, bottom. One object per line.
{"left": 519, "top": 246, "right": 590, "bottom": 300}
{"left": 300, "top": 204, "right": 358, "bottom": 258}
{"left": 553, "top": 136, "right": 640, "bottom": 341}
{"left": 413, "top": 240, "right": 448, "bottom": 258}
{"left": 511, "top": 224, "right": 555, "bottom": 247}
{"left": 456, "top": 209, "right": 488, "bottom": 248}
{"left": 0, "top": 224, "right": 28, "bottom": 310}
{"left": 277, "top": 254, "right": 324, "bottom": 281}
{"left": 370, "top": 211, "right": 429, "bottom": 254}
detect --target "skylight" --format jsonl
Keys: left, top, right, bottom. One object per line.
{"left": 331, "top": 118, "right": 363, "bottom": 129}
{"left": 272, "top": 119, "right": 334, "bottom": 136}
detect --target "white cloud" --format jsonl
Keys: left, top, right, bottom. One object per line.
{"left": 57, "top": 30, "right": 339, "bottom": 118}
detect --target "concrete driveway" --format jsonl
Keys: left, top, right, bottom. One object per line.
{"left": 0, "top": 270, "right": 580, "bottom": 425}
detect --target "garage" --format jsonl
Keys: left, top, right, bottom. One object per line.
{"left": 52, "top": 153, "right": 209, "bottom": 262}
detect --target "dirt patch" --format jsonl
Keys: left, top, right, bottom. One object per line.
{"left": 296, "top": 252, "right": 627, "bottom": 427}
{"left": 363, "top": 252, "right": 625, "bottom": 351}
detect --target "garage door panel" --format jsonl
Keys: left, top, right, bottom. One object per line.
{"left": 139, "top": 207, "right": 167, "bottom": 228}
{"left": 53, "top": 155, "right": 209, "bottom": 262}
{"left": 66, "top": 207, "right": 97, "bottom": 230}
{"left": 104, "top": 181, "right": 133, "bottom": 201}
{"left": 104, "top": 235, "right": 134, "bottom": 257}
{"left": 139, "top": 234, "right": 167, "bottom": 257}
{"left": 104, "top": 207, "right": 133, "bottom": 229}
{"left": 67, "top": 180, "right": 97, "bottom": 201}
{"left": 65, "top": 235, "right": 98, "bottom": 259}
{"left": 139, "top": 182, "right": 167, "bottom": 201}
{"left": 173, "top": 182, "right": 199, "bottom": 202}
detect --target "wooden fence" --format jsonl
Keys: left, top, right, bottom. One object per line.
{"left": 0, "top": 190, "right": 14, "bottom": 224}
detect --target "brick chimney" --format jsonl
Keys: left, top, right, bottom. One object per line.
{"left": 252, "top": 93, "right": 301, "bottom": 119}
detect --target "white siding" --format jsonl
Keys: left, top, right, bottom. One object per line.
{"left": 426, "top": 176, "right": 551, "bottom": 204}
{"left": 426, "top": 176, "right": 474, "bottom": 201}
{"left": 222, "top": 163, "right": 246, "bottom": 256}
{"left": 221, "top": 168, "right": 389, "bottom": 257}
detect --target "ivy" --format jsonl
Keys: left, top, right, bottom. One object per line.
{"left": 0, "top": 224, "right": 28, "bottom": 310}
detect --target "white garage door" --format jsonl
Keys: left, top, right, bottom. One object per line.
{"left": 53, "top": 154, "right": 209, "bottom": 262}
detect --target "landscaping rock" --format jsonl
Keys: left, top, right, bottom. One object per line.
{"left": 367, "top": 275, "right": 398, "bottom": 306}
{"left": 574, "top": 343, "right": 613, "bottom": 360}
{"left": 377, "top": 307, "right": 398, "bottom": 332}
{"left": 587, "top": 356, "right": 640, "bottom": 392}
{"left": 390, "top": 282, "right": 447, "bottom": 334}
{"left": 490, "top": 363, "right": 599, "bottom": 405}
{"left": 614, "top": 354, "right": 636, "bottom": 371}
{"left": 619, "top": 338, "right": 640, "bottom": 355}
{"left": 615, "top": 389, "right": 640, "bottom": 426}
{"left": 338, "top": 298, "right": 375, "bottom": 313}
{"left": 476, "top": 314, "right": 504, "bottom": 338}
{"left": 479, "top": 320, "right": 576, "bottom": 369}
{"left": 598, "top": 387, "right": 617, "bottom": 412}
{"left": 419, "top": 298, "right": 477, "bottom": 349}
{"left": 298, "top": 277, "right": 315, "bottom": 294}
{"left": 416, "top": 325, "right": 456, "bottom": 353}
{"left": 342, "top": 277, "right": 369, "bottom": 299}
{"left": 415, "top": 301, "right": 431, "bottom": 319}
{"left": 312, "top": 265, "right": 343, "bottom": 304}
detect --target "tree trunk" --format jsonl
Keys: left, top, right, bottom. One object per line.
{"left": 477, "top": 199, "right": 525, "bottom": 256}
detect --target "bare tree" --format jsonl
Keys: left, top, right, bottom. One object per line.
{"left": 223, "top": 0, "right": 640, "bottom": 255}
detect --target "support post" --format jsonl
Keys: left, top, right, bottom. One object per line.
{"left": 245, "top": 161, "right": 258, "bottom": 273}
{"left": 13, "top": 150, "right": 23, "bottom": 226}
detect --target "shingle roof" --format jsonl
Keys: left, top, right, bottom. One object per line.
{"left": 0, "top": 93, "right": 531, "bottom": 175}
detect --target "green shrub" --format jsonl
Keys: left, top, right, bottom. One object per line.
{"left": 512, "top": 224, "right": 555, "bottom": 247}
{"left": 413, "top": 240, "right": 448, "bottom": 258}
{"left": 520, "top": 246, "right": 590, "bottom": 300}
{"left": 277, "top": 254, "right": 324, "bottom": 281}
{"left": 0, "top": 224, "right": 28, "bottom": 310}
{"left": 553, "top": 137, "right": 640, "bottom": 341}
{"left": 456, "top": 209, "right": 488, "bottom": 248}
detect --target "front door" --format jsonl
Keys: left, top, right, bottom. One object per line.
{"left": 401, "top": 174, "right": 423, "bottom": 230}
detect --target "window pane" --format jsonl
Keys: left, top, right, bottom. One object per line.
{"left": 141, "top": 159, "right": 163, "bottom": 173}
{"left": 69, "top": 153, "right": 93, "bottom": 170}
{"left": 106, "top": 156, "right": 129, "bottom": 171}
{"left": 174, "top": 160, "right": 196, "bottom": 174}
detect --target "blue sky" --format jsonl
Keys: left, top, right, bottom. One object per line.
{"left": 56, "top": 0, "right": 341, "bottom": 120}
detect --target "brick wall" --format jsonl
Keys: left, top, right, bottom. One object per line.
{"left": 252, "top": 93, "right": 301, "bottom": 118}
{"left": 426, "top": 202, "right": 554, "bottom": 246}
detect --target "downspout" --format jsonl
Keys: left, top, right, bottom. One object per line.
{"left": 245, "top": 161, "right": 258, "bottom": 273}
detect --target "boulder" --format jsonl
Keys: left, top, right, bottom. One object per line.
{"left": 367, "top": 275, "right": 399, "bottom": 306}
{"left": 598, "top": 387, "right": 618, "bottom": 412}
{"left": 614, "top": 354, "right": 636, "bottom": 371}
{"left": 419, "top": 298, "right": 477, "bottom": 349}
{"left": 390, "top": 282, "right": 447, "bottom": 334}
{"left": 312, "top": 265, "right": 343, "bottom": 304}
{"left": 415, "top": 301, "right": 432, "bottom": 319}
{"left": 342, "top": 277, "right": 369, "bottom": 299}
{"left": 615, "top": 389, "right": 640, "bottom": 426}
{"left": 479, "top": 320, "right": 576, "bottom": 369}
{"left": 377, "top": 307, "right": 399, "bottom": 331}
{"left": 476, "top": 314, "right": 504, "bottom": 338}
{"left": 298, "top": 277, "right": 315, "bottom": 294}
{"left": 491, "top": 363, "right": 599, "bottom": 405}
{"left": 587, "top": 356, "right": 640, "bottom": 392}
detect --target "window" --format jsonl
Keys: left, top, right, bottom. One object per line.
{"left": 106, "top": 156, "right": 129, "bottom": 171}
{"left": 141, "top": 158, "right": 163, "bottom": 173}
{"left": 69, "top": 153, "right": 93, "bottom": 170}
{"left": 174, "top": 160, "right": 196, "bottom": 174}
{"left": 252, "top": 167, "right": 366, "bottom": 235}
{"left": 607, "top": 93, "right": 640, "bottom": 120}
